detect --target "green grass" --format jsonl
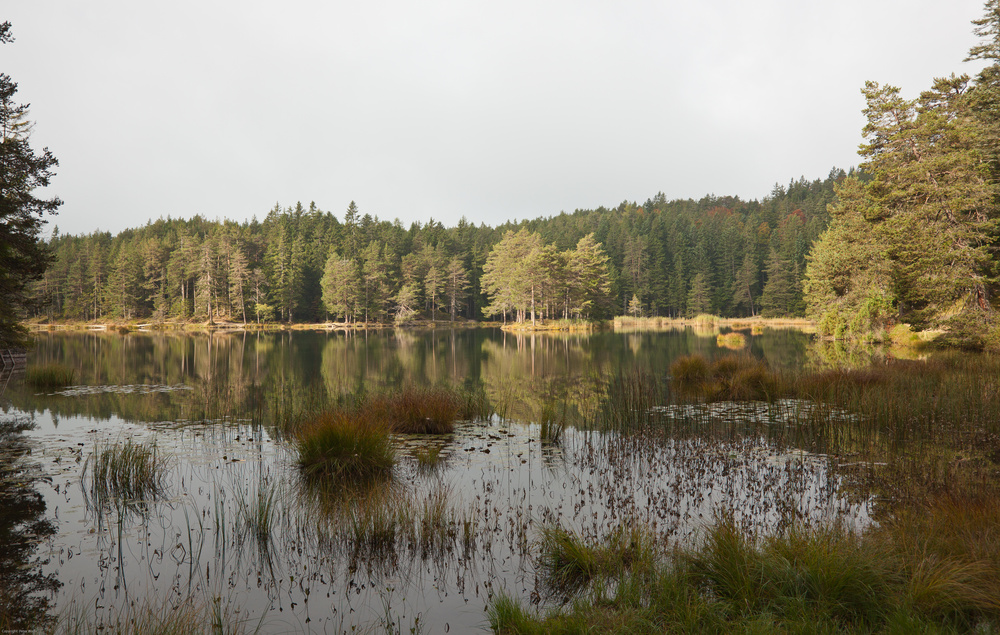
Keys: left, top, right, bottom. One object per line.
{"left": 294, "top": 411, "right": 395, "bottom": 481}
{"left": 537, "top": 524, "right": 655, "bottom": 594}
{"left": 24, "top": 362, "right": 75, "bottom": 388}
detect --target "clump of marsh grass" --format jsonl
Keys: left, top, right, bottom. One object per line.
{"left": 83, "top": 437, "right": 169, "bottom": 514}
{"left": 537, "top": 523, "right": 656, "bottom": 595}
{"left": 294, "top": 411, "right": 395, "bottom": 481}
{"left": 375, "top": 385, "right": 461, "bottom": 434}
{"left": 25, "top": 362, "right": 75, "bottom": 388}
{"left": 669, "top": 354, "right": 709, "bottom": 384}
{"left": 670, "top": 353, "right": 781, "bottom": 402}
{"left": 413, "top": 444, "right": 445, "bottom": 473}
{"left": 686, "top": 517, "right": 897, "bottom": 627}
{"left": 487, "top": 591, "right": 538, "bottom": 635}
{"left": 538, "top": 400, "right": 567, "bottom": 444}
{"left": 494, "top": 512, "right": 1000, "bottom": 633}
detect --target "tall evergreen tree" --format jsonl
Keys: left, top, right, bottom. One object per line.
{"left": 0, "top": 23, "right": 61, "bottom": 346}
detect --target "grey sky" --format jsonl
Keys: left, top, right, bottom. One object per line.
{"left": 5, "top": 1, "right": 990, "bottom": 236}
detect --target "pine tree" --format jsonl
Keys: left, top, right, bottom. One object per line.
{"left": 445, "top": 256, "right": 469, "bottom": 321}
{"left": 320, "top": 248, "right": 360, "bottom": 322}
{"left": 0, "top": 23, "right": 61, "bottom": 346}
{"left": 685, "top": 273, "right": 712, "bottom": 317}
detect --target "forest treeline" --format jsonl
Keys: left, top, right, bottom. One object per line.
{"left": 27, "top": 172, "right": 844, "bottom": 325}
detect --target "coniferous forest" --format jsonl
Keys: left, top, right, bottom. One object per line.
{"left": 27, "top": 173, "right": 841, "bottom": 327}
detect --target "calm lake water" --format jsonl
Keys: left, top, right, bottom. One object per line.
{"left": 1, "top": 327, "right": 876, "bottom": 633}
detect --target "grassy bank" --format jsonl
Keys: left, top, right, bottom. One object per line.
{"left": 491, "top": 499, "right": 1000, "bottom": 633}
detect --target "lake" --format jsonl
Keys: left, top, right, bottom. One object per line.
{"left": 0, "top": 327, "right": 878, "bottom": 633}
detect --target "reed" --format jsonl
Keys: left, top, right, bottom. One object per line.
{"left": 24, "top": 362, "right": 75, "bottom": 388}
{"left": 234, "top": 475, "right": 281, "bottom": 559}
{"left": 83, "top": 438, "right": 168, "bottom": 511}
{"left": 57, "top": 594, "right": 263, "bottom": 635}
{"left": 538, "top": 400, "right": 566, "bottom": 444}
{"left": 593, "top": 368, "right": 664, "bottom": 431}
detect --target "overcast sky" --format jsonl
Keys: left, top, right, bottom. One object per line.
{"left": 5, "top": 1, "right": 992, "bottom": 236}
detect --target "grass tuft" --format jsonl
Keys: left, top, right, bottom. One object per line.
{"left": 294, "top": 411, "right": 395, "bottom": 481}
{"left": 669, "top": 354, "right": 709, "bottom": 384}
{"left": 83, "top": 437, "right": 168, "bottom": 513}
{"left": 25, "top": 362, "right": 75, "bottom": 388}
{"left": 376, "top": 385, "right": 461, "bottom": 434}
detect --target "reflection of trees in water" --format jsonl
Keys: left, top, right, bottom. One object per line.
{"left": 0, "top": 413, "right": 60, "bottom": 629}
{"left": 12, "top": 329, "right": 829, "bottom": 428}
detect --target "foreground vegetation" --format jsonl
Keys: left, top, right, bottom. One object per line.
{"left": 491, "top": 500, "right": 1000, "bottom": 633}
{"left": 491, "top": 351, "right": 1000, "bottom": 632}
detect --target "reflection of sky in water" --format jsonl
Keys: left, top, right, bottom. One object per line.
{"left": 20, "top": 401, "right": 872, "bottom": 633}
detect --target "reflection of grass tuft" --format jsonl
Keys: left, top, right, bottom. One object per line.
{"left": 716, "top": 331, "right": 747, "bottom": 349}
{"left": 457, "top": 383, "right": 493, "bottom": 421}
{"left": 594, "top": 369, "right": 663, "bottom": 431}
{"left": 413, "top": 444, "right": 444, "bottom": 472}
{"left": 25, "top": 363, "right": 75, "bottom": 388}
